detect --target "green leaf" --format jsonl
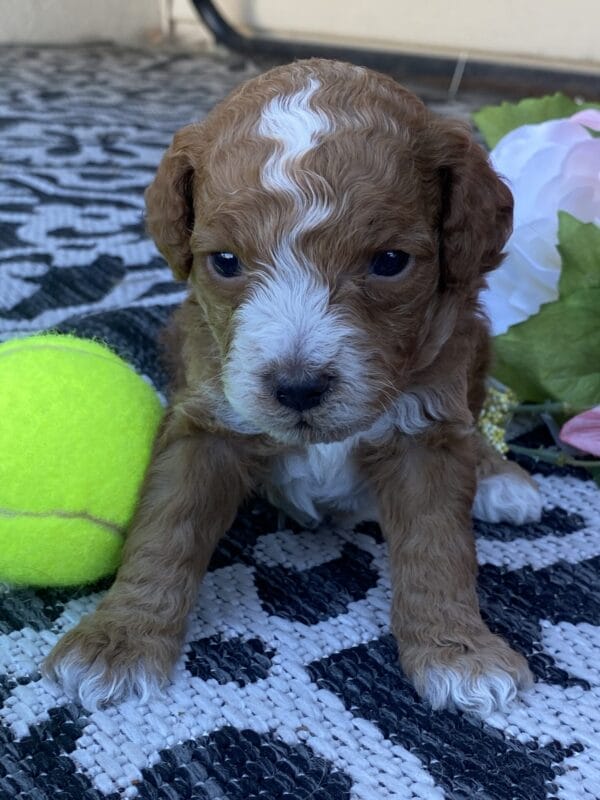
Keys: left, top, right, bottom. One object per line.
{"left": 557, "top": 212, "right": 600, "bottom": 294}
{"left": 493, "top": 214, "right": 600, "bottom": 410}
{"left": 473, "top": 93, "right": 600, "bottom": 148}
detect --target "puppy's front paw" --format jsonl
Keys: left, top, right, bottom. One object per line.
{"left": 473, "top": 472, "right": 542, "bottom": 525}
{"left": 43, "top": 611, "right": 179, "bottom": 710}
{"left": 403, "top": 634, "right": 533, "bottom": 717}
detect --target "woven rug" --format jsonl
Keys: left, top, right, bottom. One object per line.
{"left": 1, "top": 45, "right": 600, "bottom": 800}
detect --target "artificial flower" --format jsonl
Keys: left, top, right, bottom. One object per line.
{"left": 478, "top": 383, "right": 517, "bottom": 454}
{"left": 479, "top": 109, "right": 600, "bottom": 336}
{"left": 560, "top": 406, "right": 600, "bottom": 457}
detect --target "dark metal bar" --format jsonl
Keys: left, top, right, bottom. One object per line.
{"left": 190, "top": 0, "right": 600, "bottom": 99}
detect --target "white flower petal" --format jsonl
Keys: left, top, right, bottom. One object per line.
{"left": 560, "top": 186, "right": 600, "bottom": 225}
{"left": 481, "top": 111, "right": 600, "bottom": 335}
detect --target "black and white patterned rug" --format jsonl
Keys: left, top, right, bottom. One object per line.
{"left": 1, "top": 45, "right": 600, "bottom": 800}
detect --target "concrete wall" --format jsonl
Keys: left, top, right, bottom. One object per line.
{"left": 172, "top": 0, "right": 600, "bottom": 69}
{"left": 0, "top": 0, "right": 598, "bottom": 70}
{"left": 0, "top": 0, "right": 165, "bottom": 44}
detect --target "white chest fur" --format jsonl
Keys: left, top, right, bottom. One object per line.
{"left": 262, "top": 389, "right": 449, "bottom": 528}
{"left": 265, "top": 439, "right": 378, "bottom": 528}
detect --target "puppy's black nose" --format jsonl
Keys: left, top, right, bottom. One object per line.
{"left": 275, "top": 375, "right": 331, "bottom": 412}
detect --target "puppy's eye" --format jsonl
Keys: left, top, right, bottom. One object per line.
{"left": 369, "top": 250, "right": 412, "bottom": 277}
{"left": 208, "top": 252, "right": 242, "bottom": 278}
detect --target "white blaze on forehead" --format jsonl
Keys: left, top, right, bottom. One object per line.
{"left": 221, "top": 77, "right": 372, "bottom": 440}
{"left": 257, "top": 77, "right": 332, "bottom": 233}
{"left": 258, "top": 77, "right": 332, "bottom": 190}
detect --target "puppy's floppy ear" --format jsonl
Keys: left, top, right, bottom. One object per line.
{"left": 429, "top": 119, "right": 513, "bottom": 291}
{"left": 145, "top": 124, "right": 202, "bottom": 281}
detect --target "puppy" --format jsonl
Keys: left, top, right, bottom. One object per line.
{"left": 45, "top": 58, "right": 542, "bottom": 717}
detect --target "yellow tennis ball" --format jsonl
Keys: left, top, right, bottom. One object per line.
{"left": 0, "top": 333, "right": 163, "bottom": 586}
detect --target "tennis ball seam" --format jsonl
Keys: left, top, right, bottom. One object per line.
{"left": 0, "top": 507, "right": 125, "bottom": 539}
{"left": 0, "top": 341, "right": 139, "bottom": 380}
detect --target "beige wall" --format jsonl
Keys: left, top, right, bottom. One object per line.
{"left": 0, "top": 0, "right": 598, "bottom": 69}
{"left": 173, "top": 0, "right": 600, "bottom": 69}
{"left": 0, "top": 0, "right": 165, "bottom": 44}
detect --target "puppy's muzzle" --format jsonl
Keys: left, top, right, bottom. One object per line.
{"left": 274, "top": 373, "right": 332, "bottom": 412}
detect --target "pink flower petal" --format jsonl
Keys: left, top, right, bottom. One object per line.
{"left": 560, "top": 406, "right": 600, "bottom": 456}
{"left": 570, "top": 109, "right": 600, "bottom": 131}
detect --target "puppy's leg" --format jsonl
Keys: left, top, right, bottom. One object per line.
{"left": 466, "top": 318, "right": 541, "bottom": 525}
{"left": 473, "top": 434, "right": 542, "bottom": 525}
{"left": 362, "top": 428, "right": 533, "bottom": 717}
{"left": 44, "top": 414, "right": 256, "bottom": 709}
